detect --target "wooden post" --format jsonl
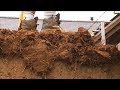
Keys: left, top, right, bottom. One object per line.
{"left": 101, "top": 21, "right": 106, "bottom": 45}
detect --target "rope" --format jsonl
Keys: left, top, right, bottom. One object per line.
{"left": 87, "top": 11, "right": 107, "bottom": 30}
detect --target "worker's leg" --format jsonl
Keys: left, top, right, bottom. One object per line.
{"left": 20, "top": 18, "right": 38, "bottom": 30}
{"left": 19, "top": 11, "right": 38, "bottom": 30}
{"left": 42, "top": 11, "right": 60, "bottom": 30}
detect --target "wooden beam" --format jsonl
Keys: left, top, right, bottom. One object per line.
{"left": 94, "top": 32, "right": 101, "bottom": 42}
{"left": 94, "top": 15, "right": 120, "bottom": 42}
{"left": 101, "top": 22, "right": 106, "bottom": 45}
{"left": 105, "top": 15, "right": 120, "bottom": 34}
{"left": 106, "top": 24, "right": 120, "bottom": 39}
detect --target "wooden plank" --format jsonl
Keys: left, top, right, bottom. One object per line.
{"left": 101, "top": 22, "right": 106, "bottom": 45}
{"left": 106, "top": 24, "right": 120, "bottom": 39}
{"left": 105, "top": 15, "right": 120, "bottom": 33}
{"left": 94, "top": 15, "right": 120, "bottom": 42}
{"left": 94, "top": 32, "right": 101, "bottom": 42}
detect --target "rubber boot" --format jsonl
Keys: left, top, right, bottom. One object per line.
{"left": 42, "top": 13, "right": 60, "bottom": 30}
{"left": 19, "top": 17, "right": 38, "bottom": 30}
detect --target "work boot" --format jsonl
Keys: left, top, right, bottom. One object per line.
{"left": 42, "top": 13, "right": 61, "bottom": 30}
{"left": 19, "top": 17, "right": 38, "bottom": 30}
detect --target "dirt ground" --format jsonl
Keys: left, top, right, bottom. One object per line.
{"left": 0, "top": 58, "right": 40, "bottom": 79}
{"left": 0, "top": 58, "right": 120, "bottom": 79}
{"left": 0, "top": 28, "right": 119, "bottom": 79}
{"left": 48, "top": 61, "right": 120, "bottom": 79}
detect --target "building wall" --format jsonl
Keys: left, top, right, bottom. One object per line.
{"left": 0, "top": 17, "right": 101, "bottom": 32}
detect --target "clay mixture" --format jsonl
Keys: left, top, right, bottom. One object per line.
{"left": 0, "top": 27, "right": 119, "bottom": 79}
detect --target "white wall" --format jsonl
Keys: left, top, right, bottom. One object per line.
{"left": 0, "top": 11, "right": 116, "bottom": 22}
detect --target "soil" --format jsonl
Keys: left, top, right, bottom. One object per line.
{"left": 0, "top": 27, "right": 119, "bottom": 79}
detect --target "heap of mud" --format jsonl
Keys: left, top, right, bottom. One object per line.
{"left": 0, "top": 27, "right": 119, "bottom": 79}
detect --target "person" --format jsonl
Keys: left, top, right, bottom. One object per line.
{"left": 19, "top": 11, "right": 60, "bottom": 30}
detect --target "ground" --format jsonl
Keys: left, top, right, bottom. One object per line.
{"left": 0, "top": 28, "right": 119, "bottom": 79}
